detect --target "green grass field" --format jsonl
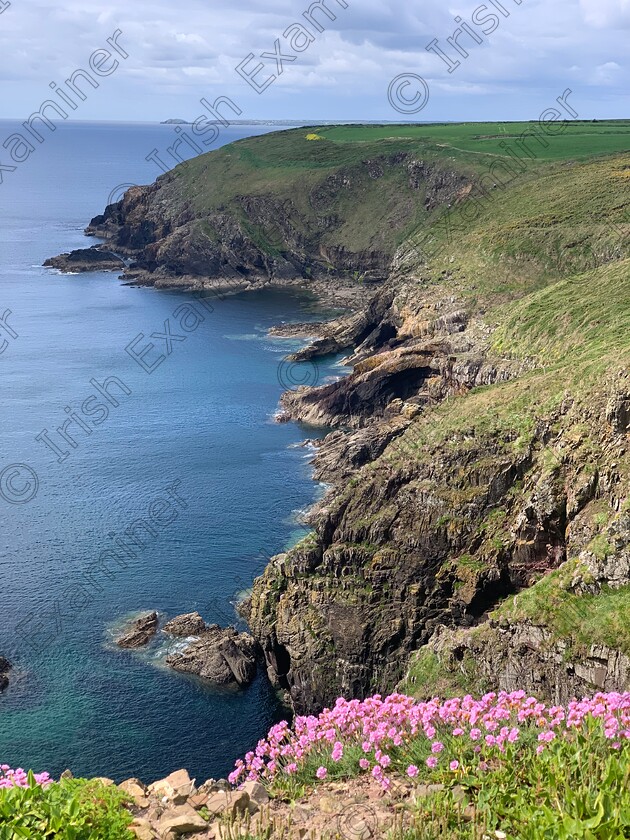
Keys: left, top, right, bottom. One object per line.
{"left": 316, "top": 120, "right": 630, "bottom": 162}
{"left": 164, "top": 120, "right": 629, "bottom": 266}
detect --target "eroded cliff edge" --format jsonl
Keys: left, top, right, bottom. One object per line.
{"left": 245, "top": 147, "right": 630, "bottom": 714}
{"left": 47, "top": 128, "right": 470, "bottom": 300}
{"left": 48, "top": 126, "right": 630, "bottom": 715}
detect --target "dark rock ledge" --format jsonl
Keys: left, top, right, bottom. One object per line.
{"left": 0, "top": 656, "right": 11, "bottom": 692}
{"left": 43, "top": 245, "right": 125, "bottom": 273}
{"left": 164, "top": 612, "right": 259, "bottom": 687}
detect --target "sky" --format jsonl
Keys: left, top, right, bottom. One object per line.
{"left": 0, "top": 0, "right": 628, "bottom": 123}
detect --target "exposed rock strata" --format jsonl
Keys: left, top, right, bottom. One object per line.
{"left": 162, "top": 611, "right": 207, "bottom": 637}
{"left": 46, "top": 152, "right": 470, "bottom": 295}
{"left": 426, "top": 622, "right": 630, "bottom": 704}
{"left": 250, "top": 282, "right": 630, "bottom": 713}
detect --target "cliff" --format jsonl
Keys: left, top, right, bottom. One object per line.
{"left": 246, "top": 138, "right": 630, "bottom": 713}
{"left": 46, "top": 123, "right": 630, "bottom": 716}
{"left": 48, "top": 127, "right": 472, "bottom": 295}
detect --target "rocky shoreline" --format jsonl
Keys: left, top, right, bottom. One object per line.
{"left": 43, "top": 245, "right": 126, "bottom": 273}
{"left": 40, "top": 129, "right": 630, "bottom": 725}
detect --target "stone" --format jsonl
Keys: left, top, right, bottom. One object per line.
{"left": 187, "top": 793, "right": 209, "bottom": 809}
{"left": 119, "top": 778, "right": 150, "bottom": 806}
{"left": 43, "top": 246, "right": 125, "bottom": 274}
{"left": 116, "top": 612, "right": 159, "bottom": 649}
{"left": 93, "top": 777, "right": 115, "bottom": 786}
{"left": 163, "top": 612, "right": 207, "bottom": 637}
{"left": 242, "top": 780, "right": 269, "bottom": 811}
{"left": 452, "top": 785, "right": 467, "bottom": 804}
{"left": 148, "top": 768, "right": 195, "bottom": 804}
{"left": 157, "top": 804, "right": 207, "bottom": 835}
{"left": 413, "top": 783, "right": 444, "bottom": 799}
{"left": 318, "top": 795, "right": 340, "bottom": 815}
{"left": 129, "top": 817, "right": 155, "bottom": 840}
{"left": 204, "top": 789, "right": 250, "bottom": 817}
{"left": 0, "top": 657, "right": 10, "bottom": 693}
{"left": 166, "top": 625, "right": 258, "bottom": 687}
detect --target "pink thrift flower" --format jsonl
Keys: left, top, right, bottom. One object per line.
{"left": 450, "top": 760, "right": 459, "bottom": 771}
{"left": 316, "top": 766, "right": 328, "bottom": 780}
{"left": 406, "top": 765, "right": 419, "bottom": 778}
{"left": 426, "top": 756, "right": 438, "bottom": 769}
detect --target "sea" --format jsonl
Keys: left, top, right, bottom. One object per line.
{"left": 0, "top": 120, "right": 340, "bottom": 782}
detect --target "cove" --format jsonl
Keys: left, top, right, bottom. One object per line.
{"left": 0, "top": 119, "right": 335, "bottom": 782}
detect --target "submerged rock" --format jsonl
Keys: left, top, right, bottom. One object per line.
{"left": 115, "top": 612, "right": 159, "bottom": 649}
{"left": 0, "top": 656, "right": 11, "bottom": 692}
{"left": 165, "top": 623, "right": 259, "bottom": 686}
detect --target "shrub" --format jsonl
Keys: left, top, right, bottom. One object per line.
{"left": 0, "top": 771, "right": 133, "bottom": 839}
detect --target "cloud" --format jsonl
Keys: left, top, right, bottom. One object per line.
{"left": 0, "top": 0, "right": 628, "bottom": 120}
{"left": 579, "top": 0, "right": 630, "bottom": 28}
{"left": 591, "top": 61, "right": 623, "bottom": 85}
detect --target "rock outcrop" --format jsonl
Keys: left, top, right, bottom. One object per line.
{"left": 425, "top": 621, "right": 630, "bottom": 704}
{"left": 249, "top": 278, "right": 630, "bottom": 713}
{"left": 116, "top": 612, "right": 159, "bottom": 649}
{"left": 45, "top": 129, "right": 630, "bottom": 724}
{"left": 43, "top": 246, "right": 125, "bottom": 273}
{"left": 0, "top": 656, "right": 11, "bottom": 692}
{"left": 115, "top": 766, "right": 416, "bottom": 840}
{"left": 162, "top": 611, "right": 207, "bottom": 637}
{"left": 165, "top": 622, "right": 259, "bottom": 687}
{"left": 46, "top": 140, "right": 470, "bottom": 293}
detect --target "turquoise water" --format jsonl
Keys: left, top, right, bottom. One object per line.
{"left": 0, "top": 121, "right": 337, "bottom": 782}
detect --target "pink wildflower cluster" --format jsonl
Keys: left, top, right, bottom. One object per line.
{"left": 229, "top": 691, "right": 630, "bottom": 791}
{"left": 0, "top": 765, "right": 52, "bottom": 789}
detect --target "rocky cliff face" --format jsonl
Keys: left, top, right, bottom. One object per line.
{"left": 249, "top": 272, "right": 630, "bottom": 713}
{"left": 50, "top": 151, "right": 470, "bottom": 293}
{"left": 44, "top": 127, "right": 630, "bottom": 718}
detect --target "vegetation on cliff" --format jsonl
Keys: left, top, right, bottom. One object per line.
{"left": 0, "top": 770, "right": 133, "bottom": 839}
{"left": 3, "top": 689, "right": 629, "bottom": 838}
{"left": 26, "top": 120, "right": 630, "bottom": 838}
{"left": 245, "top": 128, "right": 630, "bottom": 713}
{"left": 59, "top": 120, "right": 630, "bottom": 290}
{"left": 46, "top": 120, "right": 630, "bottom": 712}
